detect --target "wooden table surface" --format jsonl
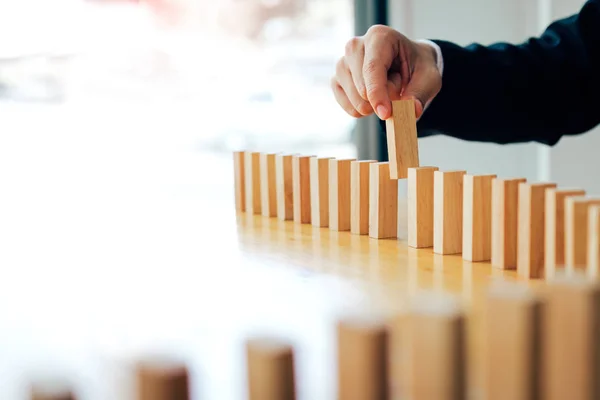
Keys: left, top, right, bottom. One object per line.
{"left": 0, "top": 115, "right": 544, "bottom": 399}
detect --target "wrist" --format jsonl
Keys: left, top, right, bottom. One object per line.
{"left": 414, "top": 39, "right": 444, "bottom": 77}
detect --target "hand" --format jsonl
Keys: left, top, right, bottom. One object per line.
{"left": 331, "top": 25, "right": 442, "bottom": 120}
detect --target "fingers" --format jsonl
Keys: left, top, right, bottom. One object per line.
{"left": 345, "top": 38, "right": 368, "bottom": 100}
{"left": 331, "top": 78, "right": 362, "bottom": 118}
{"left": 363, "top": 26, "right": 397, "bottom": 120}
{"left": 333, "top": 26, "right": 440, "bottom": 121}
{"left": 401, "top": 64, "right": 442, "bottom": 119}
{"left": 335, "top": 58, "right": 374, "bottom": 116}
{"left": 387, "top": 71, "right": 403, "bottom": 101}
{"left": 398, "top": 41, "right": 442, "bottom": 119}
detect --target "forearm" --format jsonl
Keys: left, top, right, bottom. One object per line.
{"left": 417, "top": 0, "right": 600, "bottom": 145}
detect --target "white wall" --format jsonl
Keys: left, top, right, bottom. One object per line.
{"left": 389, "top": 0, "right": 600, "bottom": 191}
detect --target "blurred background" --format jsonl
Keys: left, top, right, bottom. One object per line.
{"left": 0, "top": 0, "right": 598, "bottom": 399}
{"left": 0, "top": 0, "right": 356, "bottom": 156}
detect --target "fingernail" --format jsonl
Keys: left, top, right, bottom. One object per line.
{"left": 376, "top": 105, "right": 388, "bottom": 119}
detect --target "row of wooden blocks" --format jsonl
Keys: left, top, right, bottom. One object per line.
{"left": 233, "top": 150, "right": 600, "bottom": 280}
{"left": 26, "top": 273, "right": 600, "bottom": 400}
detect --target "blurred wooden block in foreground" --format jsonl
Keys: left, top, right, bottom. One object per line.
{"left": 337, "top": 315, "right": 388, "bottom": 400}
{"left": 246, "top": 337, "right": 296, "bottom": 400}
{"left": 484, "top": 282, "right": 541, "bottom": 400}
{"left": 136, "top": 357, "right": 190, "bottom": 400}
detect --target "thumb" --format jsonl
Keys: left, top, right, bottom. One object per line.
{"left": 400, "top": 67, "right": 441, "bottom": 119}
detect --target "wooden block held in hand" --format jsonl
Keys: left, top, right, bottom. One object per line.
{"left": 484, "top": 283, "right": 542, "bottom": 400}
{"left": 463, "top": 174, "right": 496, "bottom": 261}
{"left": 337, "top": 315, "right": 389, "bottom": 400}
{"left": 491, "top": 178, "right": 526, "bottom": 270}
{"left": 330, "top": 159, "right": 355, "bottom": 231}
{"left": 565, "top": 196, "right": 600, "bottom": 271}
{"left": 545, "top": 188, "right": 586, "bottom": 279}
{"left": 136, "top": 358, "right": 190, "bottom": 400}
{"left": 260, "top": 153, "right": 277, "bottom": 217}
{"left": 245, "top": 152, "right": 262, "bottom": 215}
{"left": 292, "top": 155, "right": 312, "bottom": 224}
{"left": 246, "top": 337, "right": 296, "bottom": 400}
{"left": 408, "top": 166, "right": 439, "bottom": 248}
{"left": 233, "top": 151, "right": 246, "bottom": 212}
{"left": 276, "top": 154, "right": 294, "bottom": 221}
{"left": 351, "top": 160, "right": 376, "bottom": 235}
{"left": 543, "top": 273, "right": 600, "bottom": 400}
{"left": 310, "top": 157, "right": 332, "bottom": 227}
{"left": 385, "top": 100, "right": 420, "bottom": 179}
{"left": 433, "top": 170, "right": 467, "bottom": 255}
{"left": 588, "top": 205, "right": 600, "bottom": 279}
{"left": 517, "top": 182, "right": 556, "bottom": 279}
{"left": 407, "top": 294, "right": 466, "bottom": 400}
{"left": 369, "top": 162, "right": 398, "bottom": 239}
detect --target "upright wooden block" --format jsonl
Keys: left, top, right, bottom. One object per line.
{"left": 491, "top": 178, "right": 526, "bottom": 270}
{"left": 408, "top": 166, "right": 439, "bottom": 248}
{"left": 292, "top": 155, "right": 311, "bottom": 224}
{"left": 233, "top": 151, "right": 246, "bottom": 212}
{"left": 351, "top": 160, "right": 376, "bottom": 235}
{"left": 245, "top": 152, "right": 262, "bottom": 215}
{"left": 433, "top": 170, "right": 467, "bottom": 255}
{"left": 407, "top": 296, "right": 466, "bottom": 400}
{"left": 260, "top": 153, "right": 277, "bottom": 217}
{"left": 337, "top": 316, "right": 388, "bottom": 400}
{"left": 310, "top": 157, "right": 331, "bottom": 227}
{"left": 587, "top": 205, "right": 600, "bottom": 279}
{"left": 30, "top": 382, "right": 75, "bottom": 400}
{"left": 484, "top": 283, "right": 542, "bottom": 400}
{"left": 330, "top": 159, "right": 355, "bottom": 231}
{"left": 369, "top": 162, "right": 398, "bottom": 239}
{"left": 543, "top": 273, "right": 600, "bottom": 400}
{"left": 463, "top": 174, "right": 496, "bottom": 261}
{"left": 246, "top": 337, "right": 296, "bottom": 400}
{"left": 385, "top": 99, "right": 420, "bottom": 179}
{"left": 545, "top": 188, "right": 586, "bottom": 279}
{"left": 275, "top": 154, "right": 294, "bottom": 221}
{"left": 517, "top": 182, "right": 557, "bottom": 279}
{"left": 136, "top": 358, "right": 190, "bottom": 400}
{"left": 565, "top": 197, "right": 600, "bottom": 270}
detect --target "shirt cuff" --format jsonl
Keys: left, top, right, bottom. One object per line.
{"left": 415, "top": 39, "right": 444, "bottom": 77}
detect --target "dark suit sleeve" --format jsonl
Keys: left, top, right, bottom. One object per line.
{"left": 416, "top": 0, "right": 600, "bottom": 146}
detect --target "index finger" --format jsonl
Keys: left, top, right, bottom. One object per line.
{"left": 363, "top": 35, "right": 395, "bottom": 120}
